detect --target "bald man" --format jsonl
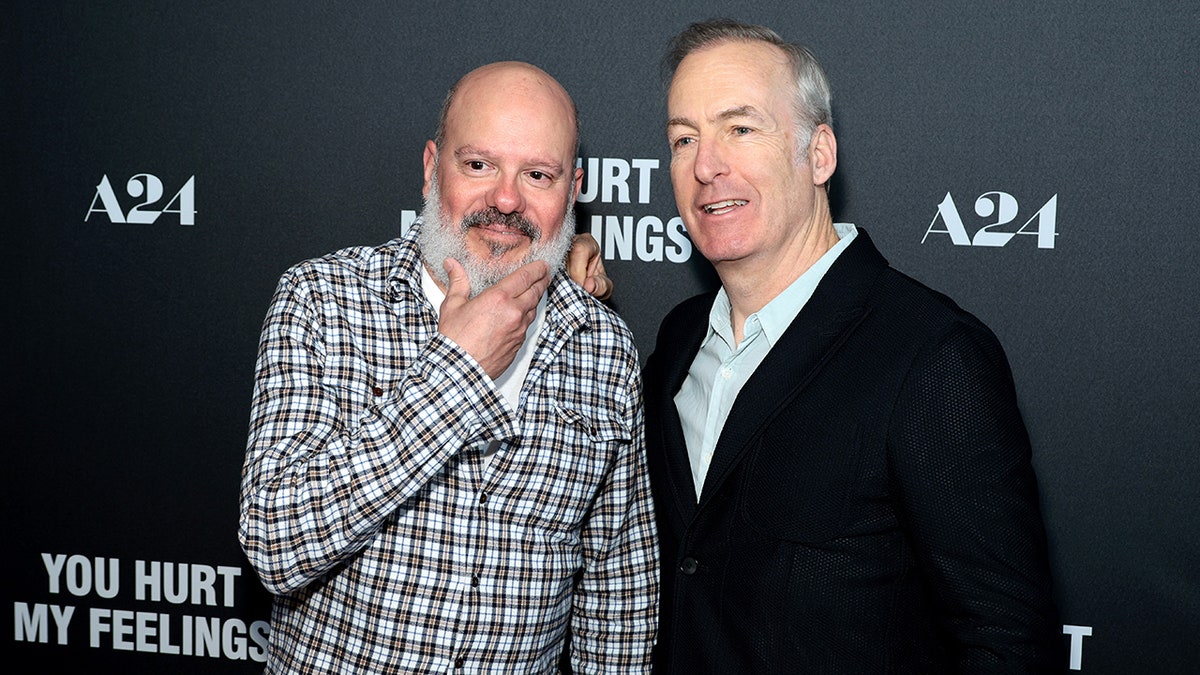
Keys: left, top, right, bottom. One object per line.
{"left": 240, "top": 61, "right": 657, "bottom": 673}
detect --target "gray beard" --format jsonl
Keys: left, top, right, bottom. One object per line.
{"left": 418, "top": 176, "right": 576, "bottom": 298}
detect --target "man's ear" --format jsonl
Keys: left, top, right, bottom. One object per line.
{"left": 572, "top": 166, "right": 584, "bottom": 201}
{"left": 809, "top": 124, "right": 837, "bottom": 187}
{"left": 422, "top": 140, "right": 438, "bottom": 198}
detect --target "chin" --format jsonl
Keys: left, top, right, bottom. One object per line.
{"left": 697, "top": 243, "right": 755, "bottom": 266}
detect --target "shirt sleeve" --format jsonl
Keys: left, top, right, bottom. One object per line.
{"left": 238, "top": 270, "right": 517, "bottom": 594}
{"left": 570, "top": 367, "right": 660, "bottom": 674}
{"left": 889, "top": 320, "right": 1063, "bottom": 671}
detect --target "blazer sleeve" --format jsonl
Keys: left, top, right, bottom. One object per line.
{"left": 888, "top": 319, "right": 1063, "bottom": 672}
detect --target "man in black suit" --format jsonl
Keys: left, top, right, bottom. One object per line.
{"left": 643, "top": 19, "right": 1064, "bottom": 672}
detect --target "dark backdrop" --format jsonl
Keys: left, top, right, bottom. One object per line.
{"left": 6, "top": 2, "right": 1198, "bottom": 672}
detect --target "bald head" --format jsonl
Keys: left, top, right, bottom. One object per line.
{"left": 434, "top": 61, "right": 579, "bottom": 156}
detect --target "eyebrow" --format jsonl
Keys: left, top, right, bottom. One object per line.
{"left": 667, "top": 105, "right": 768, "bottom": 131}
{"left": 717, "top": 105, "right": 768, "bottom": 123}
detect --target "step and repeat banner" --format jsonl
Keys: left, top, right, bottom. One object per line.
{"left": 6, "top": 2, "right": 1198, "bottom": 672}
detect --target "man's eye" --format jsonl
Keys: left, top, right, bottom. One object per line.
{"left": 733, "top": 127, "right": 752, "bottom": 135}
{"left": 529, "top": 171, "right": 548, "bottom": 181}
{"left": 672, "top": 136, "right": 694, "bottom": 149}
{"left": 467, "top": 161, "right": 487, "bottom": 171}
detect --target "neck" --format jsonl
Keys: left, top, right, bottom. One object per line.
{"left": 717, "top": 217, "right": 840, "bottom": 346}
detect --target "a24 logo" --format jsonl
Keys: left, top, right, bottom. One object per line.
{"left": 923, "top": 191, "right": 1057, "bottom": 249}
{"left": 85, "top": 174, "right": 195, "bottom": 225}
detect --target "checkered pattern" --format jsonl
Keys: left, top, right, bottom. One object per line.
{"left": 239, "top": 223, "right": 658, "bottom": 673}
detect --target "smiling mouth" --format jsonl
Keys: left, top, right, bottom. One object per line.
{"left": 473, "top": 222, "right": 529, "bottom": 237}
{"left": 702, "top": 199, "right": 747, "bottom": 215}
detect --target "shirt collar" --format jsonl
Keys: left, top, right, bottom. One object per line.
{"left": 385, "top": 221, "right": 428, "bottom": 299}
{"left": 704, "top": 223, "right": 859, "bottom": 349}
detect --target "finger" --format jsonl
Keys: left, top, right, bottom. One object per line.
{"left": 576, "top": 232, "right": 601, "bottom": 255}
{"left": 586, "top": 245, "right": 606, "bottom": 277}
{"left": 501, "top": 260, "right": 550, "bottom": 295}
{"left": 566, "top": 234, "right": 591, "bottom": 285}
{"left": 589, "top": 274, "right": 613, "bottom": 301}
{"left": 443, "top": 258, "right": 471, "bottom": 301}
{"left": 521, "top": 265, "right": 552, "bottom": 304}
{"left": 504, "top": 264, "right": 550, "bottom": 311}
{"left": 481, "top": 262, "right": 548, "bottom": 315}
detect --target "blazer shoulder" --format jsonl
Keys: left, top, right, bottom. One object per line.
{"left": 836, "top": 230, "right": 999, "bottom": 345}
{"left": 871, "top": 266, "right": 994, "bottom": 338}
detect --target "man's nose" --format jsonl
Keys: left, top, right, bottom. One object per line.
{"left": 693, "top": 139, "right": 728, "bottom": 184}
{"left": 487, "top": 172, "right": 525, "bottom": 214}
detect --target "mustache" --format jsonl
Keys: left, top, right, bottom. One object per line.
{"left": 460, "top": 208, "right": 541, "bottom": 242}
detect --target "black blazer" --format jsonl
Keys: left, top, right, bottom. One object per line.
{"left": 643, "top": 230, "right": 1062, "bottom": 673}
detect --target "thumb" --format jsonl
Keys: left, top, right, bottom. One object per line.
{"left": 443, "top": 258, "right": 472, "bottom": 301}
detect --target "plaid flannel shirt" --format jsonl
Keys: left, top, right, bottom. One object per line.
{"left": 239, "top": 224, "right": 658, "bottom": 673}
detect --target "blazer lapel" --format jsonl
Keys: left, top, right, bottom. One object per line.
{"left": 697, "top": 230, "right": 889, "bottom": 506}
{"left": 648, "top": 294, "right": 713, "bottom": 522}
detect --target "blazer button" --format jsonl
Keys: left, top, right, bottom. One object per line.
{"left": 680, "top": 557, "right": 698, "bottom": 575}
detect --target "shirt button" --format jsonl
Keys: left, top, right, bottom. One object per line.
{"left": 471, "top": 575, "right": 480, "bottom": 587}
{"left": 680, "top": 557, "right": 698, "bottom": 575}
{"left": 454, "top": 656, "right": 465, "bottom": 668}
{"left": 371, "top": 386, "right": 383, "bottom": 397}
{"left": 720, "top": 366, "right": 732, "bottom": 380}
{"left": 479, "top": 492, "right": 488, "bottom": 504}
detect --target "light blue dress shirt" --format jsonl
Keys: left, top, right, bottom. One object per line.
{"left": 674, "top": 223, "right": 858, "bottom": 498}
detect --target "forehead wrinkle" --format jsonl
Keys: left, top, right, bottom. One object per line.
{"left": 715, "top": 105, "right": 768, "bottom": 124}
{"left": 667, "top": 104, "right": 769, "bottom": 132}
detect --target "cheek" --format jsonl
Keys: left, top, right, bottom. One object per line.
{"left": 442, "top": 193, "right": 480, "bottom": 222}
{"left": 670, "top": 171, "right": 697, "bottom": 209}
{"left": 532, "top": 213, "right": 563, "bottom": 240}
{"left": 676, "top": 212, "right": 705, "bottom": 242}
{"left": 670, "top": 160, "right": 693, "bottom": 184}
{"left": 530, "top": 192, "right": 569, "bottom": 222}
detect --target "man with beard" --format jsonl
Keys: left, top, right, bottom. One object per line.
{"left": 239, "top": 61, "right": 656, "bottom": 673}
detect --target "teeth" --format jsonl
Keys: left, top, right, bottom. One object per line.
{"left": 703, "top": 199, "right": 747, "bottom": 214}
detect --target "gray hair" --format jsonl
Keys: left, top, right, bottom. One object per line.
{"left": 663, "top": 18, "right": 833, "bottom": 154}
